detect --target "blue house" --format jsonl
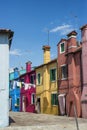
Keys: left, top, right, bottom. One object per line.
{"left": 9, "top": 68, "right": 20, "bottom": 111}
{"left": 9, "top": 67, "right": 26, "bottom": 111}
{"left": 10, "top": 86, "right": 20, "bottom": 111}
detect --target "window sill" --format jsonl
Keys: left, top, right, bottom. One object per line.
{"left": 52, "top": 105, "right": 58, "bottom": 106}
{"left": 50, "top": 80, "right": 56, "bottom": 83}
{"left": 36, "top": 84, "right": 42, "bottom": 86}
{"left": 60, "top": 51, "right": 65, "bottom": 54}
{"left": 61, "top": 78, "right": 68, "bottom": 80}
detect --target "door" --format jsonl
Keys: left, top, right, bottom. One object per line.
{"left": 36, "top": 98, "right": 41, "bottom": 113}
{"left": 22, "top": 96, "right": 26, "bottom": 112}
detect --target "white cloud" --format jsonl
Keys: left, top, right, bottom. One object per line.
{"left": 10, "top": 49, "right": 22, "bottom": 56}
{"left": 10, "top": 49, "right": 32, "bottom": 56}
{"left": 50, "top": 24, "right": 74, "bottom": 35}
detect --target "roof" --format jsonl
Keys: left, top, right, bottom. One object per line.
{"left": 0, "top": 29, "right": 14, "bottom": 38}
{"left": 57, "top": 39, "right": 67, "bottom": 46}
{"left": 35, "top": 58, "right": 57, "bottom": 69}
{"left": 80, "top": 24, "right": 87, "bottom": 30}
{"left": 19, "top": 69, "right": 35, "bottom": 77}
{"left": 0, "top": 29, "right": 14, "bottom": 48}
{"left": 42, "top": 45, "right": 51, "bottom": 50}
{"left": 67, "top": 30, "right": 77, "bottom": 37}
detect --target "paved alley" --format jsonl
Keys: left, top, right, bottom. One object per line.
{"left": 0, "top": 112, "right": 87, "bottom": 130}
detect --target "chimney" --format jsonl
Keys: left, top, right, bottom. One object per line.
{"left": 80, "top": 24, "right": 87, "bottom": 43}
{"left": 26, "top": 61, "right": 32, "bottom": 72}
{"left": 42, "top": 45, "right": 51, "bottom": 64}
{"left": 67, "top": 30, "right": 77, "bottom": 53}
{"left": 80, "top": 24, "right": 87, "bottom": 118}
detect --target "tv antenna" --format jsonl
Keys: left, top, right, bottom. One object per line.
{"left": 47, "top": 29, "right": 50, "bottom": 45}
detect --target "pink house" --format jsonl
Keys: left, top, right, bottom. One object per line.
{"left": 20, "top": 61, "right": 36, "bottom": 112}
{"left": 81, "top": 24, "right": 87, "bottom": 118}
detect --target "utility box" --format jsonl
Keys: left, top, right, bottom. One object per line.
{"left": 0, "top": 29, "right": 14, "bottom": 127}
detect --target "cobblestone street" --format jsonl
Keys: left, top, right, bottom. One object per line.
{"left": 0, "top": 112, "right": 87, "bottom": 130}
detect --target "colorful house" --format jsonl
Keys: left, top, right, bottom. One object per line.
{"left": 81, "top": 24, "right": 87, "bottom": 118}
{"left": 10, "top": 84, "right": 20, "bottom": 111}
{"left": 36, "top": 45, "right": 58, "bottom": 115}
{"left": 9, "top": 67, "right": 21, "bottom": 111}
{"left": 57, "top": 24, "right": 87, "bottom": 118}
{"left": 57, "top": 30, "right": 82, "bottom": 117}
{"left": 20, "top": 62, "right": 36, "bottom": 112}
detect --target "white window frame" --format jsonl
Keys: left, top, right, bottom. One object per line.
{"left": 37, "top": 73, "right": 41, "bottom": 85}
{"left": 61, "top": 64, "right": 68, "bottom": 80}
{"left": 30, "top": 74, "right": 35, "bottom": 84}
{"left": 31, "top": 93, "right": 35, "bottom": 104}
{"left": 60, "top": 42, "right": 65, "bottom": 54}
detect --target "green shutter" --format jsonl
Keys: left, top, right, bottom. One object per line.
{"left": 51, "top": 94, "right": 58, "bottom": 105}
{"left": 50, "top": 70, "right": 52, "bottom": 81}
{"left": 38, "top": 73, "right": 40, "bottom": 84}
{"left": 51, "top": 94, "right": 54, "bottom": 105}
{"left": 55, "top": 94, "right": 58, "bottom": 105}
{"left": 61, "top": 43, "right": 64, "bottom": 52}
{"left": 17, "top": 98, "right": 19, "bottom": 105}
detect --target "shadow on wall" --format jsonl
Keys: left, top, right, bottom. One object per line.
{"left": 9, "top": 117, "right": 15, "bottom": 125}
{"left": 43, "top": 97, "right": 49, "bottom": 112}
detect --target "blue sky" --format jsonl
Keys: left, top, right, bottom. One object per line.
{"left": 0, "top": 0, "right": 86, "bottom": 69}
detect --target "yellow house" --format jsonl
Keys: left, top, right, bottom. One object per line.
{"left": 35, "top": 45, "right": 59, "bottom": 115}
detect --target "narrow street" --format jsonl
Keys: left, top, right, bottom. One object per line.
{"left": 0, "top": 112, "right": 87, "bottom": 130}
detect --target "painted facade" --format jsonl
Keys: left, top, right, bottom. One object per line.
{"left": 36, "top": 45, "right": 58, "bottom": 115}
{"left": 81, "top": 24, "right": 87, "bottom": 118}
{"left": 9, "top": 68, "right": 21, "bottom": 111}
{"left": 0, "top": 29, "right": 13, "bottom": 127}
{"left": 57, "top": 31, "right": 82, "bottom": 117}
{"left": 10, "top": 86, "right": 20, "bottom": 111}
{"left": 20, "top": 62, "right": 36, "bottom": 112}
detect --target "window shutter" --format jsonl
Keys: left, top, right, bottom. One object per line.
{"left": 55, "top": 94, "right": 58, "bottom": 105}
{"left": 59, "top": 67, "right": 62, "bottom": 79}
{"left": 17, "top": 98, "right": 19, "bottom": 105}
{"left": 50, "top": 70, "right": 52, "bottom": 81}
{"left": 51, "top": 94, "right": 54, "bottom": 105}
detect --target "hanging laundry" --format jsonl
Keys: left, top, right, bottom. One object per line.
{"left": 13, "top": 81, "right": 17, "bottom": 89}
{"left": 25, "top": 83, "right": 29, "bottom": 90}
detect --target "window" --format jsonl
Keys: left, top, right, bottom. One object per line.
{"left": 30, "top": 74, "right": 35, "bottom": 84}
{"left": 60, "top": 42, "right": 65, "bottom": 53}
{"left": 16, "top": 98, "right": 20, "bottom": 106}
{"left": 51, "top": 93, "right": 58, "bottom": 105}
{"left": 31, "top": 93, "right": 35, "bottom": 104}
{"left": 61, "top": 65, "right": 68, "bottom": 79}
{"left": 50, "top": 68, "right": 56, "bottom": 81}
{"left": 37, "top": 73, "right": 41, "bottom": 85}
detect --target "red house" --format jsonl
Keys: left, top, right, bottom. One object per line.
{"left": 20, "top": 61, "right": 36, "bottom": 112}
{"left": 57, "top": 29, "right": 82, "bottom": 117}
